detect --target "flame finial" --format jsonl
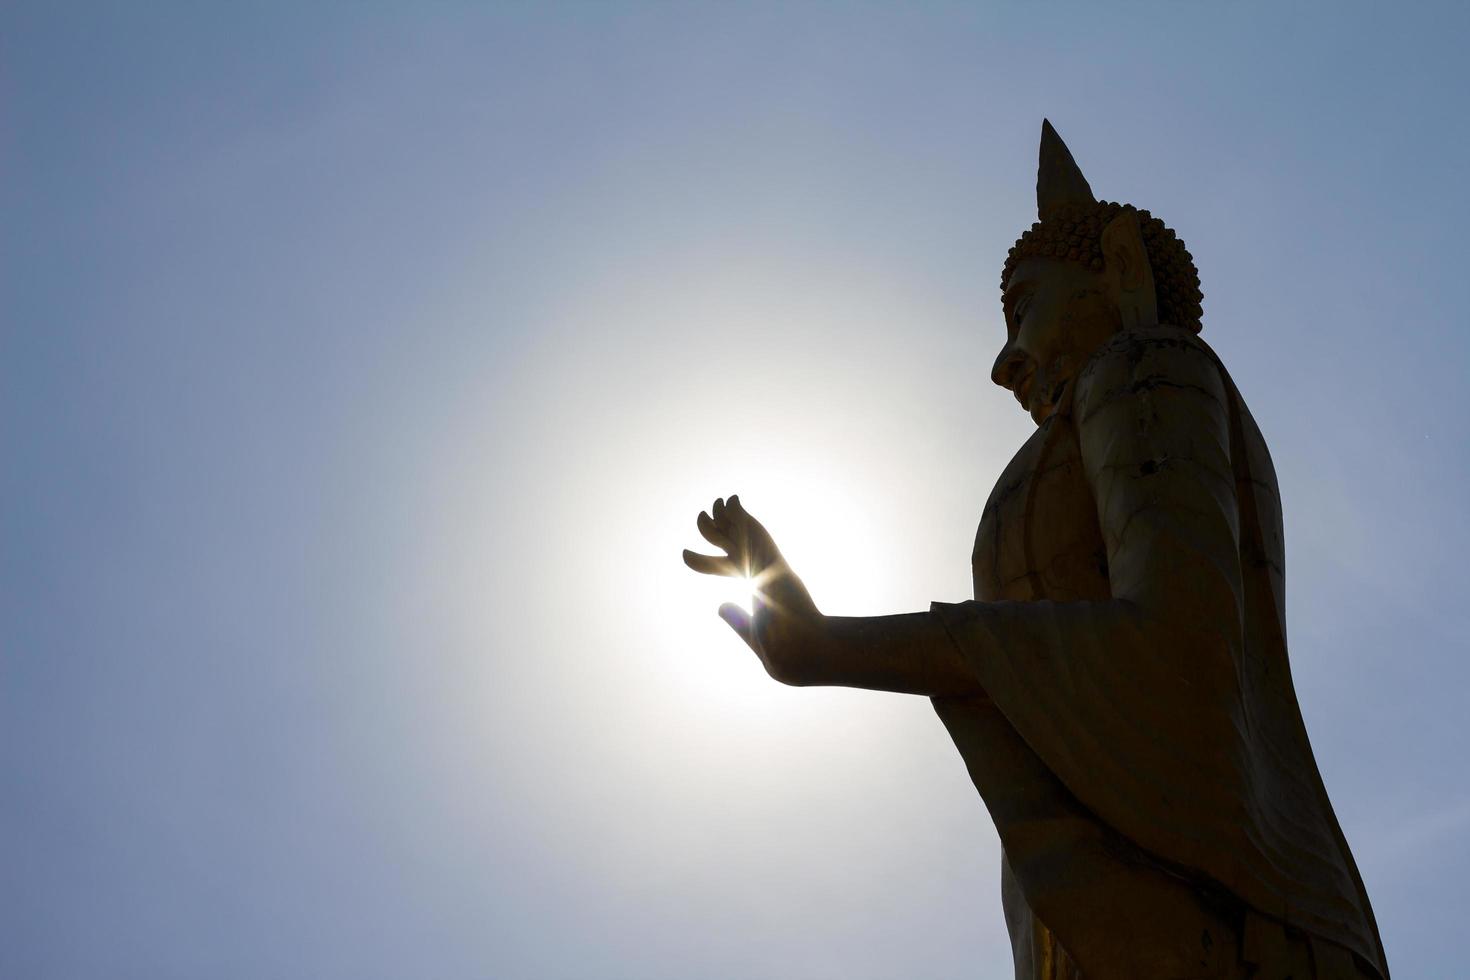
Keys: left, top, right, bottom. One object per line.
{"left": 1037, "top": 119, "right": 1096, "bottom": 221}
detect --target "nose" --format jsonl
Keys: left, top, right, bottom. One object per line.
{"left": 991, "top": 346, "right": 1028, "bottom": 390}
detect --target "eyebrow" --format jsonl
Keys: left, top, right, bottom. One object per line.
{"left": 1002, "top": 281, "right": 1032, "bottom": 310}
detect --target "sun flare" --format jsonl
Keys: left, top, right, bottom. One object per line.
{"left": 718, "top": 571, "right": 759, "bottom": 612}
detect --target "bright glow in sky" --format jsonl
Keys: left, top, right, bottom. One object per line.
{"left": 4, "top": 2, "right": 1469, "bottom": 977}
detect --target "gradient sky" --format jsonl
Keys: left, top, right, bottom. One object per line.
{"left": 5, "top": 3, "right": 1468, "bottom": 977}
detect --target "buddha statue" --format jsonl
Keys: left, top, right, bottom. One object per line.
{"left": 683, "top": 121, "right": 1388, "bottom": 980}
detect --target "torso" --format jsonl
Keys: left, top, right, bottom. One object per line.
{"left": 938, "top": 405, "right": 1244, "bottom": 980}
{"left": 936, "top": 337, "right": 1377, "bottom": 979}
{"left": 971, "top": 411, "right": 1111, "bottom": 606}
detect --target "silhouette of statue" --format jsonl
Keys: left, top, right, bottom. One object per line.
{"left": 684, "top": 121, "right": 1388, "bottom": 980}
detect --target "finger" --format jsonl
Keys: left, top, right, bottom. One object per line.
{"left": 718, "top": 602, "right": 754, "bottom": 645}
{"left": 725, "top": 495, "right": 752, "bottom": 539}
{"left": 724, "top": 494, "right": 771, "bottom": 563}
{"left": 697, "top": 511, "right": 733, "bottom": 552}
{"left": 683, "top": 549, "right": 740, "bottom": 577}
{"left": 711, "top": 497, "right": 727, "bottom": 527}
{"left": 726, "top": 494, "right": 762, "bottom": 532}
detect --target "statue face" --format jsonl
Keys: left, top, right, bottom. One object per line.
{"left": 993, "top": 256, "right": 1122, "bottom": 424}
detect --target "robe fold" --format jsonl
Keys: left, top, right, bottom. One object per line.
{"left": 929, "top": 328, "right": 1387, "bottom": 979}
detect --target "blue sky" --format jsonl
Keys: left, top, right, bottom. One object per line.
{"left": 4, "top": 3, "right": 1467, "bottom": 977}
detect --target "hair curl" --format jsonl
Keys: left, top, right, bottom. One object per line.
{"left": 1000, "top": 201, "right": 1204, "bottom": 334}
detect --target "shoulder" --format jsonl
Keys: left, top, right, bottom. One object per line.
{"left": 1074, "top": 326, "right": 1227, "bottom": 425}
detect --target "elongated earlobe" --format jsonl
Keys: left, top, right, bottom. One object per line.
{"left": 1101, "top": 207, "right": 1159, "bottom": 329}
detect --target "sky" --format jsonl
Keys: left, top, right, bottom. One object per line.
{"left": 3, "top": 2, "right": 1468, "bottom": 977}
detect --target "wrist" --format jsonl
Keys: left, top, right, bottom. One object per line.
{"left": 764, "top": 612, "right": 834, "bottom": 688}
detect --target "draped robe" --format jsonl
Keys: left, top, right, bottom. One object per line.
{"left": 929, "top": 328, "right": 1388, "bottom": 979}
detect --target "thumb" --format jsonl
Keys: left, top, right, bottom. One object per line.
{"left": 718, "top": 602, "right": 754, "bottom": 645}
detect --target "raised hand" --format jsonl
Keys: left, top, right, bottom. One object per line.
{"left": 682, "top": 495, "right": 825, "bottom": 684}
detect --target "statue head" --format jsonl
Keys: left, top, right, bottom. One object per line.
{"left": 992, "top": 120, "right": 1204, "bottom": 424}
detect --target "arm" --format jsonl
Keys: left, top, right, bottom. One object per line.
{"left": 805, "top": 613, "right": 980, "bottom": 696}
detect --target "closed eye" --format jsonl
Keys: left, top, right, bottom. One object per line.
{"left": 1012, "top": 294, "right": 1031, "bottom": 324}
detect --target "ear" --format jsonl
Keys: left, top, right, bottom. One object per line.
{"left": 1101, "top": 207, "right": 1158, "bottom": 329}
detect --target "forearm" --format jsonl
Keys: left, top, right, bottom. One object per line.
{"left": 794, "top": 610, "right": 984, "bottom": 697}
{"left": 793, "top": 593, "right": 1226, "bottom": 698}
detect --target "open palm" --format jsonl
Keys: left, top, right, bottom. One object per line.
{"left": 682, "top": 495, "right": 823, "bottom": 683}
